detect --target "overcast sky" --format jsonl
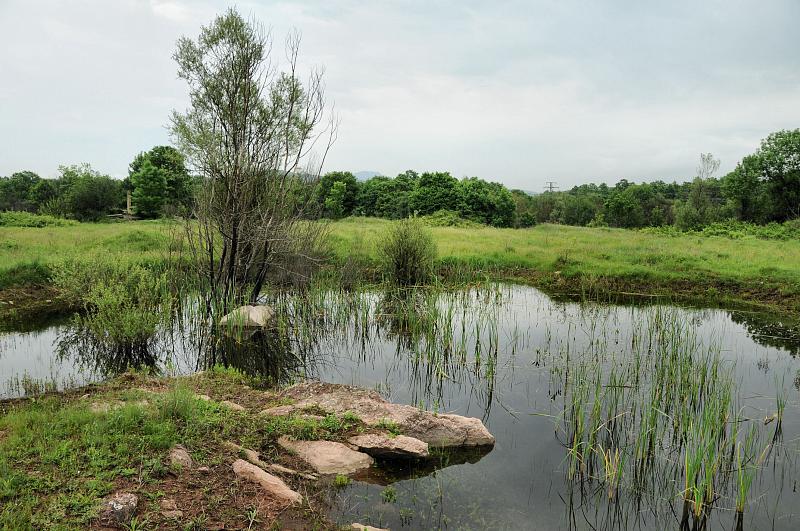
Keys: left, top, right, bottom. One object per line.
{"left": 1, "top": 1, "right": 799, "bottom": 190}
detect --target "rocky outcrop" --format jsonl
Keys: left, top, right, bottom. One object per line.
{"left": 101, "top": 492, "right": 138, "bottom": 525}
{"left": 278, "top": 436, "right": 374, "bottom": 475}
{"left": 219, "top": 305, "right": 276, "bottom": 328}
{"left": 348, "top": 434, "right": 429, "bottom": 459}
{"left": 262, "top": 382, "right": 495, "bottom": 448}
{"left": 232, "top": 459, "right": 302, "bottom": 505}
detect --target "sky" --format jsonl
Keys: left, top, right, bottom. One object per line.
{"left": 1, "top": 0, "right": 799, "bottom": 191}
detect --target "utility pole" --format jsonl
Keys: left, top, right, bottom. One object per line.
{"left": 544, "top": 181, "right": 559, "bottom": 193}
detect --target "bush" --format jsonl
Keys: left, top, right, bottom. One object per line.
{"left": 378, "top": 218, "right": 437, "bottom": 287}
{"left": 0, "top": 211, "right": 77, "bottom": 227}
{"left": 419, "top": 209, "right": 480, "bottom": 228}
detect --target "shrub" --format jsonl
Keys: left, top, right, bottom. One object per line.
{"left": 0, "top": 211, "right": 77, "bottom": 227}
{"left": 378, "top": 218, "right": 437, "bottom": 287}
{"left": 419, "top": 209, "right": 480, "bottom": 228}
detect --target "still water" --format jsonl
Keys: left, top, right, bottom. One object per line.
{"left": 1, "top": 285, "right": 799, "bottom": 530}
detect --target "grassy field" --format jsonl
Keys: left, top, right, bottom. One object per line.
{"left": 2, "top": 217, "right": 799, "bottom": 316}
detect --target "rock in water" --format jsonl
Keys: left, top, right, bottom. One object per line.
{"left": 263, "top": 382, "right": 495, "bottom": 448}
{"left": 278, "top": 436, "right": 374, "bottom": 475}
{"left": 101, "top": 492, "right": 138, "bottom": 525}
{"left": 348, "top": 434, "right": 429, "bottom": 459}
{"left": 219, "top": 305, "right": 275, "bottom": 328}
{"left": 232, "top": 459, "right": 303, "bottom": 505}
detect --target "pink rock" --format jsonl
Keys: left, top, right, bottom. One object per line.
{"left": 232, "top": 459, "right": 302, "bottom": 505}
{"left": 278, "top": 436, "right": 373, "bottom": 475}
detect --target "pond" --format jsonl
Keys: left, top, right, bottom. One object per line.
{"left": 1, "top": 285, "right": 799, "bottom": 530}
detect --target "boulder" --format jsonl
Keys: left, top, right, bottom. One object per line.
{"left": 101, "top": 492, "right": 138, "bottom": 525}
{"left": 348, "top": 434, "right": 429, "bottom": 459}
{"left": 232, "top": 459, "right": 302, "bottom": 505}
{"left": 264, "top": 382, "right": 495, "bottom": 448}
{"left": 278, "top": 436, "right": 373, "bottom": 475}
{"left": 219, "top": 305, "right": 276, "bottom": 328}
{"left": 169, "top": 444, "right": 193, "bottom": 470}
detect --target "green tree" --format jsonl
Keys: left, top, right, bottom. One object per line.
{"left": 722, "top": 155, "right": 771, "bottom": 222}
{"left": 315, "top": 171, "right": 359, "bottom": 217}
{"left": 756, "top": 129, "right": 800, "bottom": 220}
{"left": 324, "top": 180, "right": 347, "bottom": 219}
{"left": 130, "top": 159, "right": 167, "bottom": 218}
{"left": 409, "top": 172, "right": 459, "bottom": 215}
{"left": 57, "top": 164, "right": 123, "bottom": 221}
{"left": 129, "top": 145, "right": 193, "bottom": 212}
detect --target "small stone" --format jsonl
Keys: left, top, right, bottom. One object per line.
{"left": 351, "top": 524, "right": 389, "bottom": 531}
{"left": 160, "top": 498, "right": 178, "bottom": 511}
{"left": 197, "top": 466, "right": 211, "bottom": 474}
{"left": 162, "top": 510, "right": 183, "bottom": 519}
{"left": 195, "top": 394, "right": 212, "bottom": 401}
{"left": 220, "top": 400, "right": 245, "bottom": 411}
{"left": 101, "top": 492, "right": 138, "bottom": 525}
{"left": 348, "top": 434, "right": 429, "bottom": 459}
{"left": 169, "top": 445, "right": 193, "bottom": 470}
{"left": 278, "top": 436, "right": 373, "bottom": 475}
{"left": 232, "top": 459, "right": 302, "bottom": 505}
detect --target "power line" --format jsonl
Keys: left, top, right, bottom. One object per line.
{"left": 544, "top": 181, "right": 559, "bottom": 193}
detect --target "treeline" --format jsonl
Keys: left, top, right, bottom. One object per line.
{"left": 2, "top": 129, "right": 798, "bottom": 229}
{"left": 0, "top": 146, "right": 193, "bottom": 221}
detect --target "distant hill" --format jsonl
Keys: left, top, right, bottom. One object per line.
{"left": 353, "top": 171, "right": 382, "bottom": 181}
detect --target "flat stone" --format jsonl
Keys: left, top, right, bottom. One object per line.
{"left": 169, "top": 445, "right": 193, "bottom": 470}
{"left": 219, "top": 305, "right": 276, "bottom": 328}
{"left": 101, "top": 492, "right": 138, "bottom": 525}
{"left": 351, "top": 524, "right": 389, "bottom": 531}
{"left": 220, "top": 400, "right": 245, "bottom": 411}
{"left": 195, "top": 394, "right": 212, "bottom": 401}
{"left": 267, "top": 382, "right": 495, "bottom": 448}
{"left": 348, "top": 434, "right": 429, "bottom": 459}
{"left": 163, "top": 510, "right": 183, "bottom": 519}
{"left": 232, "top": 459, "right": 302, "bottom": 505}
{"left": 197, "top": 466, "right": 211, "bottom": 474}
{"left": 278, "top": 436, "right": 373, "bottom": 475}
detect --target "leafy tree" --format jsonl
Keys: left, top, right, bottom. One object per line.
{"left": 455, "top": 177, "right": 515, "bottom": 227}
{"left": 130, "top": 159, "right": 167, "bottom": 218}
{"left": 756, "top": 129, "right": 800, "bottom": 220}
{"left": 315, "top": 171, "right": 359, "bottom": 217}
{"left": 170, "top": 8, "right": 333, "bottom": 310}
{"left": 57, "top": 164, "right": 123, "bottom": 221}
{"left": 409, "top": 172, "right": 459, "bottom": 215}
{"left": 722, "top": 155, "right": 771, "bottom": 222}
{"left": 0, "top": 171, "right": 42, "bottom": 211}
{"left": 129, "top": 145, "right": 193, "bottom": 212}
{"left": 324, "top": 180, "right": 347, "bottom": 219}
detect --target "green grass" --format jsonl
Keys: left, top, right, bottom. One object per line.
{"left": 2, "top": 217, "right": 800, "bottom": 315}
{"left": 330, "top": 217, "right": 800, "bottom": 311}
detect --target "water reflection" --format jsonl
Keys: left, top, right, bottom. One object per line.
{"left": 2, "top": 285, "right": 800, "bottom": 530}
